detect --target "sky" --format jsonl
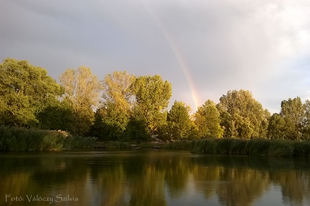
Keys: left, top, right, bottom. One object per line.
{"left": 1, "top": 0, "right": 310, "bottom": 113}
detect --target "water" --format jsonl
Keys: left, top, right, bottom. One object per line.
{"left": 1, "top": 150, "right": 310, "bottom": 206}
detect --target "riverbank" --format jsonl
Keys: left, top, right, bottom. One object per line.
{"left": 0, "top": 126, "right": 96, "bottom": 152}
{"left": 94, "top": 141, "right": 165, "bottom": 150}
{"left": 2, "top": 125, "right": 310, "bottom": 157}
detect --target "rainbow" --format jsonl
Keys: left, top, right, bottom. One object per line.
{"left": 141, "top": 1, "right": 201, "bottom": 110}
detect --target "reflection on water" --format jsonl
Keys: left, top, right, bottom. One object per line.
{"left": 1, "top": 151, "right": 310, "bottom": 206}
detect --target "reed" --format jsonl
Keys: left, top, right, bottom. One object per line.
{"left": 0, "top": 126, "right": 97, "bottom": 151}
{"left": 267, "top": 140, "right": 293, "bottom": 157}
{"left": 229, "top": 139, "right": 247, "bottom": 155}
{"left": 189, "top": 138, "right": 310, "bottom": 157}
{"left": 293, "top": 141, "right": 310, "bottom": 156}
{"left": 214, "top": 138, "right": 235, "bottom": 154}
{"left": 63, "top": 135, "right": 97, "bottom": 149}
{"left": 245, "top": 139, "right": 270, "bottom": 155}
{"left": 190, "top": 139, "right": 210, "bottom": 154}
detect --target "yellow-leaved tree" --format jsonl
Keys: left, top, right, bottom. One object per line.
{"left": 59, "top": 66, "right": 102, "bottom": 135}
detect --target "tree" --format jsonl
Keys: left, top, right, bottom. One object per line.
{"left": 124, "top": 105, "right": 150, "bottom": 142}
{"left": 0, "top": 58, "right": 62, "bottom": 127}
{"left": 279, "top": 97, "right": 304, "bottom": 140}
{"left": 132, "top": 75, "right": 172, "bottom": 135}
{"left": 194, "top": 100, "right": 223, "bottom": 138}
{"left": 36, "top": 100, "right": 74, "bottom": 132}
{"left": 102, "top": 71, "right": 135, "bottom": 107}
{"left": 302, "top": 100, "right": 310, "bottom": 139}
{"left": 100, "top": 71, "right": 136, "bottom": 138}
{"left": 267, "top": 113, "right": 286, "bottom": 139}
{"left": 165, "top": 101, "right": 193, "bottom": 140}
{"left": 217, "top": 90, "right": 267, "bottom": 139}
{"left": 59, "top": 66, "right": 101, "bottom": 135}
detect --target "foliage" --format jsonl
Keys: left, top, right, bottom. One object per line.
{"left": 165, "top": 101, "right": 192, "bottom": 140}
{"left": 217, "top": 89, "right": 269, "bottom": 139}
{"left": 281, "top": 97, "right": 304, "bottom": 127}
{"left": 102, "top": 71, "right": 135, "bottom": 107}
{"left": 194, "top": 100, "right": 223, "bottom": 138}
{"left": 302, "top": 100, "right": 310, "bottom": 139}
{"left": 267, "top": 113, "right": 286, "bottom": 139}
{"left": 36, "top": 100, "right": 74, "bottom": 131}
{"left": 280, "top": 97, "right": 304, "bottom": 140}
{"left": 59, "top": 66, "right": 101, "bottom": 135}
{"left": 132, "top": 75, "right": 172, "bottom": 134}
{"left": 88, "top": 107, "right": 124, "bottom": 141}
{"left": 268, "top": 97, "right": 307, "bottom": 140}
{"left": 3, "top": 57, "right": 310, "bottom": 147}
{"left": 101, "top": 71, "right": 135, "bottom": 134}
{"left": 0, "top": 58, "right": 63, "bottom": 127}
{"left": 124, "top": 106, "right": 151, "bottom": 142}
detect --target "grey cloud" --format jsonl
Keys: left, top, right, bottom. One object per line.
{"left": 1, "top": 0, "right": 310, "bottom": 112}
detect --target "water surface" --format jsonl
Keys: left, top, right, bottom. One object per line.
{"left": 1, "top": 150, "right": 310, "bottom": 206}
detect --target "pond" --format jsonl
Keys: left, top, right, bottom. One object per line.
{"left": 1, "top": 150, "right": 310, "bottom": 206}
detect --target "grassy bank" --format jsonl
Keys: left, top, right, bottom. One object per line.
{"left": 95, "top": 141, "right": 165, "bottom": 149}
{"left": 162, "top": 140, "right": 191, "bottom": 150}
{"left": 0, "top": 126, "right": 97, "bottom": 152}
{"left": 190, "top": 138, "right": 310, "bottom": 157}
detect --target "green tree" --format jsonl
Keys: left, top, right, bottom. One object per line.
{"left": 217, "top": 90, "right": 267, "bottom": 139}
{"left": 280, "top": 97, "right": 304, "bottom": 140}
{"left": 0, "top": 58, "right": 62, "bottom": 127}
{"left": 132, "top": 75, "right": 172, "bottom": 135}
{"left": 267, "top": 113, "right": 286, "bottom": 139}
{"left": 165, "top": 101, "right": 192, "bottom": 140}
{"left": 302, "top": 100, "right": 310, "bottom": 139}
{"left": 194, "top": 100, "right": 223, "bottom": 138}
{"left": 260, "top": 109, "right": 271, "bottom": 138}
{"left": 124, "top": 105, "right": 150, "bottom": 142}
{"left": 59, "top": 66, "right": 101, "bottom": 135}
{"left": 36, "top": 100, "right": 74, "bottom": 131}
{"left": 89, "top": 106, "right": 125, "bottom": 141}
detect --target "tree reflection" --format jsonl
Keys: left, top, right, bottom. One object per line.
{"left": 1, "top": 152, "right": 310, "bottom": 206}
{"left": 216, "top": 168, "right": 270, "bottom": 206}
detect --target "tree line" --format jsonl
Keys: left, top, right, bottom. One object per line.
{"left": 1, "top": 58, "right": 310, "bottom": 141}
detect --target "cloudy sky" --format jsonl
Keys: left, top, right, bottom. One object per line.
{"left": 1, "top": 0, "right": 310, "bottom": 113}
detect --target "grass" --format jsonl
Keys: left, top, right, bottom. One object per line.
{"left": 189, "top": 138, "right": 310, "bottom": 157}
{"left": 0, "top": 126, "right": 97, "bottom": 152}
